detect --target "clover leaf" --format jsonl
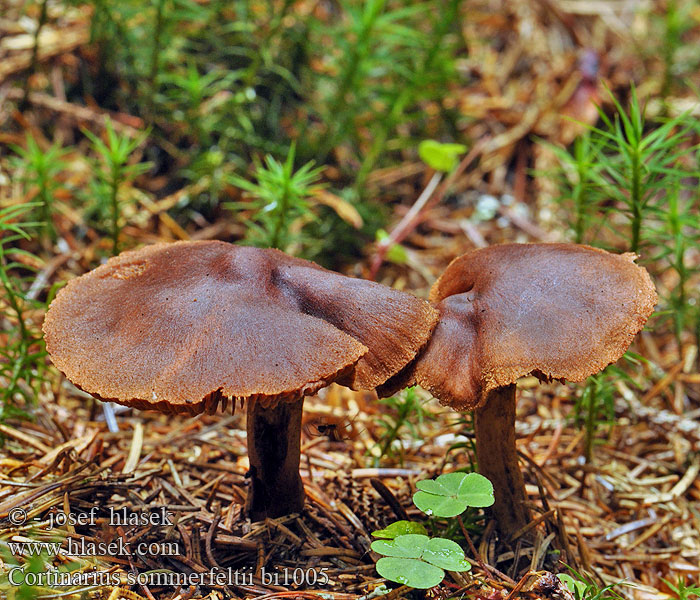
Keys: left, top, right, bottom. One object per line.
{"left": 375, "top": 558, "right": 444, "bottom": 589}
{"left": 371, "top": 533, "right": 427, "bottom": 559}
{"left": 422, "top": 538, "right": 472, "bottom": 571}
{"left": 371, "top": 534, "right": 471, "bottom": 589}
{"left": 413, "top": 472, "right": 494, "bottom": 517}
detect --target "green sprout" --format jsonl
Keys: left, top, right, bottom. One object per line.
{"left": 372, "top": 521, "right": 428, "bottom": 538}
{"left": 83, "top": 119, "right": 151, "bottom": 255}
{"left": 662, "top": 576, "right": 700, "bottom": 600}
{"left": 370, "top": 471, "right": 494, "bottom": 589}
{"left": 10, "top": 135, "right": 68, "bottom": 244}
{"left": 557, "top": 567, "right": 626, "bottom": 600}
{"left": 227, "top": 143, "right": 324, "bottom": 254}
{"left": 418, "top": 140, "right": 467, "bottom": 173}
{"left": 374, "top": 229, "right": 408, "bottom": 265}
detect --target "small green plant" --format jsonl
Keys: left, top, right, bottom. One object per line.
{"left": 654, "top": 0, "right": 699, "bottom": 102}
{"left": 418, "top": 140, "right": 467, "bottom": 173}
{"left": 160, "top": 62, "right": 249, "bottom": 149}
{"left": 370, "top": 472, "right": 493, "bottom": 589}
{"left": 227, "top": 143, "right": 324, "bottom": 254}
{"left": 372, "top": 521, "right": 429, "bottom": 538}
{"left": 10, "top": 135, "right": 68, "bottom": 244}
{"left": 83, "top": 120, "right": 151, "bottom": 255}
{"left": 662, "top": 576, "right": 700, "bottom": 599}
{"left": 546, "top": 88, "right": 700, "bottom": 358}
{"left": 573, "top": 357, "right": 644, "bottom": 463}
{"left": 371, "top": 533, "right": 471, "bottom": 589}
{"left": 648, "top": 183, "right": 700, "bottom": 351}
{"left": 373, "top": 228, "right": 408, "bottom": 265}
{"left": 547, "top": 87, "right": 695, "bottom": 253}
{"left": 0, "top": 204, "right": 49, "bottom": 421}
{"left": 372, "top": 387, "right": 433, "bottom": 465}
{"left": 575, "top": 370, "right": 616, "bottom": 464}
{"left": 412, "top": 471, "right": 494, "bottom": 517}
{"left": 558, "top": 567, "right": 626, "bottom": 600}
{"left": 591, "top": 87, "right": 694, "bottom": 253}
{"left": 540, "top": 131, "right": 601, "bottom": 244}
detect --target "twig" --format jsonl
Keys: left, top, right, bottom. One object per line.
{"left": 368, "top": 137, "right": 489, "bottom": 279}
{"left": 6, "top": 89, "right": 143, "bottom": 137}
{"left": 369, "top": 171, "right": 442, "bottom": 278}
{"left": 505, "top": 570, "right": 534, "bottom": 600}
{"left": 457, "top": 515, "right": 492, "bottom": 579}
{"left": 204, "top": 512, "right": 222, "bottom": 569}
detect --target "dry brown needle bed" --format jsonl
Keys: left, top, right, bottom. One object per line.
{"left": 2, "top": 1, "right": 700, "bottom": 599}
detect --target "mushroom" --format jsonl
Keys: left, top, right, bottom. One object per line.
{"left": 43, "top": 241, "right": 438, "bottom": 520}
{"left": 384, "top": 243, "right": 657, "bottom": 539}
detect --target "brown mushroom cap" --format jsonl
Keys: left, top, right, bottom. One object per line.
{"left": 43, "top": 241, "right": 438, "bottom": 414}
{"left": 410, "top": 243, "right": 657, "bottom": 409}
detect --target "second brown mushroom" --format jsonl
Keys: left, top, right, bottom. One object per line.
{"left": 383, "top": 243, "right": 657, "bottom": 540}
{"left": 43, "top": 241, "right": 438, "bottom": 520}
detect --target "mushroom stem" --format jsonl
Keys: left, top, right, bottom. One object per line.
{"left": 245, "top": 398, "right": 305, "bottom": 520}
{"left": 474, "top": 384, "right": 531, "bottom": 540}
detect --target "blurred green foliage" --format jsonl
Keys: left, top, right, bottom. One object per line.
{"left": 9, "top": 136, "right": 68, "bottom": 245}
{"left": 83, "top": 119, "right": 151, "bottom": 254}
{"left": 545, "top": 87, "right": 700, "bottom": 457}
{"left": 372, "top": 386, "right": 434, "bottom": 465}
{"left": 546, "top": 87, "right": 700, "bottom": 349}
{"left": 84, "top": 0, "right": 464, "bottom": 199}
{"left": 0, "top": 204, "right": 49, "bottom": 421}
{"left": 7, "top": 0, "right": 468, "bottom": 266}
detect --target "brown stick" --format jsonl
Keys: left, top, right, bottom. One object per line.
{"left": 474, "top": 385, "right": 531, "bottom": 540}
{"left": 457, "top": 515, "right": 492, "bottom": 579}
{"left": 367, "top": 137, "right": 489, "bottom": 280}
{"left": 245, "top": 398, "right": 305, "bottom": 520}
{"left": 370, "top": 477, "right": 409, "bottom": 521}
